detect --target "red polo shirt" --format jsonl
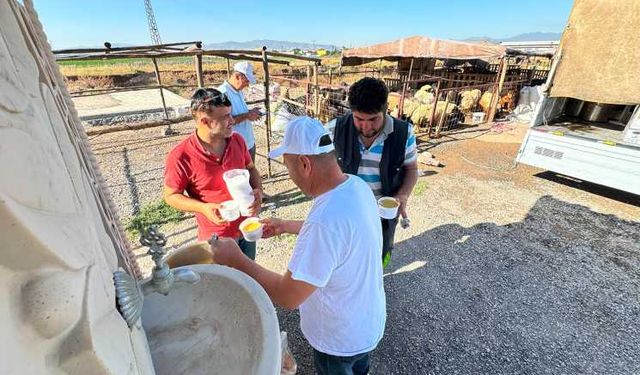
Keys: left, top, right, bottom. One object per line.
{"left": 164, "top": 132, "right": 252, "bottom": 240}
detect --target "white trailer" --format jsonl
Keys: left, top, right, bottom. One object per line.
{"left": 516, "top": 0, "right": 640, "bottom": 195}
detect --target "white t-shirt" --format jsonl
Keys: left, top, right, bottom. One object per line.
{"left": 288, "top": 175, "right": 386, "bottom": 356}
{"left": 218, "top": 81, "right": 255, "bottom": 149}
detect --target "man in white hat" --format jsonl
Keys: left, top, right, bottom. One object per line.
{"left": 218, "top": 61, "right": 262, "bottom": 161}
{"left": 210, "top": 116, "right": 386, "bottom": 375}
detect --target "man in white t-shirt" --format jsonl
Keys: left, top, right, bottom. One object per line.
{"left": 218, "top": 61, "right": 262, "bottom": 161}
{"left": 210, "top": 116, "right": 386, "bottom": 375}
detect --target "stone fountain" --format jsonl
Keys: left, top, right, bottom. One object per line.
{"left": 0, "top": 1, "right": 281, "bottom": 373}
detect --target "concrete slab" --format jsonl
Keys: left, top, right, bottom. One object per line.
{"left": 73, "top": 89, "right": 190, "bottom": 125}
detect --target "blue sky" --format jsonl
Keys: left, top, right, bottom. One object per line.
{"left": 34, "top": 0, "right": 573, "bottom": 49}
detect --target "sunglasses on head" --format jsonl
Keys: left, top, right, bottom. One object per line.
{"left": 190, "top": 88, "right": 231, "bottom": 111}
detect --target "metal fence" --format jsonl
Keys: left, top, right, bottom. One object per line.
{"left": 269, "top": 79, "right": 349, "bottom": 134}
{"left": 389, "top": 82, "right": 497, "bottom": 137}
{"left": 270, "top": 61, "right": 548, "bottom": 139}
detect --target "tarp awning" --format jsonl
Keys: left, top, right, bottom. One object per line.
{"left": 549, "top": 0, "right": 640, "bottom": 105}
{"left": 341, "top": 36, "right": 508, "bottom": 66}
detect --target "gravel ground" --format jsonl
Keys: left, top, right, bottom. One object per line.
{"left": 90, "top": 120, "right": 640, "bottom": 374}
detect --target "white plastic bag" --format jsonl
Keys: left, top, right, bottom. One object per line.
{"left": 280, "top": 331, "right": 297, "bottom": 375}
{"left": 273, "top": 106, "right": 299, "bottom": 135}
{"left": 513, "top": 85, "right": 543, "bottom": 122}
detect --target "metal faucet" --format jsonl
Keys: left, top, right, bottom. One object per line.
{"left": 139, "top": 226, "right": 200, "bottom": 296}
{"left": 113, "top": 226, "right": 202, "bottom": 327}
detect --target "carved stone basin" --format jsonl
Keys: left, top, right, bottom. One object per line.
{"left": 165, "top": 241, "right": 214, "bottom": 268}
{"left": 141, "top": 264, "right": 281, "bottom": 375}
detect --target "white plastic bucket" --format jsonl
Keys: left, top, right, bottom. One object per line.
{"left": 472, "top": 112, "right": 485, "bottom": 124}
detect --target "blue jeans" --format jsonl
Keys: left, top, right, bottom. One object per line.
{"left": 237, "top": 237, "right": 256, "bottom": 260}
{"left": 313, "top": 349, "right": 370, "bottom": 375}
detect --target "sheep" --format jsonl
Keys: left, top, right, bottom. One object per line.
{"left": 388, "top": 85, "right": 434, "bottom": 119}
{"left": 387, "top": 92, "right": 401, "bottom": 114}
{"left": 319, "top": 85, "right": 348, "bottom": 108}
{"left": 390, "top": 98, "right": 420, "bottom": 119}
{"left": 433, "top": 101, "right": 458, "bottom": 125}
{"left": 459, "top": 89, "right": 482, "bottom": 114}
{"left": 409, "top": 104, "right": 433, "bottom": 128}
{"left": 402, "top": 99, "right": 420, "bottom": 118}
{"left": 478, "top": 89, "right": 518, "bottom": 117}
{"left": 389, "top": 95, "right": 420, "bottom": 119}
{"left": 414, "top": 84, "right": 435, "bottom": 105}
{"left": 479, "top": 91, "right": 494, "bottom": 114}
{"left": 316, "top": 87, "right": 350, "bottom": 123}
{"left": 409, "top": 100, "right": 459, "bottom": 128}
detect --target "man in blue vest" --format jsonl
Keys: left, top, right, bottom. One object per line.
{"left": 326, "top": 77, "right": 418, "bottom": 267}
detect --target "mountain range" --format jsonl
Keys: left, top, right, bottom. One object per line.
{"left": 464, "top": 32, "right": 562, "bottom": 43}
{"left": 203, "top": 39, "right": 339, "bottom": 51}
{"left": 203, "top": 32, "right": 562, "bottom": 51}
{"left": 58, "top": 32, "right": 562, "bottom": 51}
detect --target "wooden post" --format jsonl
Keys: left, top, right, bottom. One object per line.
{"left": 226, "top": 58, "right": 231, "bottom": 79}
{"left": 378, "top": 58, "right": 383, "bottom": 78}
{"left": 427, "top": 80, "right": 441, "bottom": 136}
{"left": 313, "top": 63, "right": 319, "bottom": 117}
{"left": 488, "top": 57, "right": 508, "bottom": 123}
{"left": 398, "top": 58, "right": 414, "bottom": 118}
{"left": 398, "top": 82, "right": 407, "bottom": 118}
{"left": 434, "top": 91, "right": 452, "bottom": 138}
{"left": 407, "top": 57, "right": 415, "bottom": 82}
{"left": 151, "top": 58, "right": 169, "bottom": 121}
{"left": 329, "top": 67, "right": 333, "bottom": 85}
{"left": 150, "top": 57, "right": 176, "bottom": 135}
{"left": 497, "top": 57, "right": 509, "bottom": 94}
{"left": 261, "top": 47, "right": 272, "bottom": 178}
{"left": 194, "top": 53, "right": 204, "bottom": 87}
{"left": 528, "top": 65, "right": 537, "bottom": 86}
{"left": 306, "top": 65, "right": 312, "bottom": 111}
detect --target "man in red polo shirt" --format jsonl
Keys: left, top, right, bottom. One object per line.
{"left": 163, "top": 88, "right": 263, "bottom": 259}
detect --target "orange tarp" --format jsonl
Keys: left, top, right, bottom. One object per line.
{"left": 341, "top": 35, "right": 507, "bottom": 66}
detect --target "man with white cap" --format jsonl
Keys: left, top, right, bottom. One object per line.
{"left": 218, "top": 61, "right": 262, "bottom": 161}
{"left": 210, "top": 116, "right": 386, "bottom": 375}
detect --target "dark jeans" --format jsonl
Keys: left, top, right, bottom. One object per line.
{"left": 313, "top": 349, "right": 370, "bottom": 375}
{"left": 381, "top": 217, "right": 399, "bottom": 265}
{"left": 237, "top": 237, "right": 256, "bottom": 260}
{"left": 248, "top": 145, "right": 256, "bottom": 163}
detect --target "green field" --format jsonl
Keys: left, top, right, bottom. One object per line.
{"left": 57, "top": 56, "right": 227, "bottom": 67}
{"left": 58, "top": 56, "right": 229, "bottom": 76}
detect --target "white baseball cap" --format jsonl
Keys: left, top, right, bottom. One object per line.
{"left": 233, "top": 61, "right": 256, "bottom": 84}
{"left": 268, "top": 116, "right": 335, "bottom": 159}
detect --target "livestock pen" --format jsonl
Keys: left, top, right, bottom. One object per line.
{"left": 270, "top": 36, "right": 552, "bottom": 137}
{"left": 340, "top": 36, "right": 553, "bottom": 136}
